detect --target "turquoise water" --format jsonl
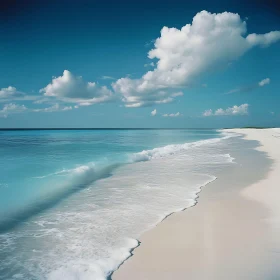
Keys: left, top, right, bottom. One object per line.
{"left": 0, "top": 129, "right": 233, "bottom": 280}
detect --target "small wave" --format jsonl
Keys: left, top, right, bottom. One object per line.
{"left": 130, "top": 132, "right": 235, "bottom": 163}
{"left": 33, "top": 163, "right": 97, "bottom": 179}
{"left": 0, "top": 163, "right": 119, "bottom": 233}
{"left": 33, "top": 169, "right": 69, "bottom": 179}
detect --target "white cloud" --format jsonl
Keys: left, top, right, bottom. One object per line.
{"left": 101, "top": 76, "right": 115, "bottom": 80}
{"left": 0, "top": 103, "right": 27, "bottom": 117}
{"left": 246, "top": 32, "right": 280, "bottom": 47}
{"left": 0, "top": 86, "right": 38, "bottom": 103}
{"left": 0, "top": 102, "right": 75, "bottom": 116}
{"left": 33, "top": 98, "right": 51, "bottom": 104}
{"left": 151, "top": 109, "right": 157, "bottom": 116}
{"left": 33, "top": 103, "right": 73, "bottom": 113}
{"left": 259, "top": 78, "right": 270, "bottom": 87}
{"left": 113, "top": 11, "right": 280, "bottom": 107}
{"left": 163, "top": 112, "right": 181, "bottom": 117}
{"left": 203, "top": 104, "right": 249, "bottom": 117}
{"left": 225, "top": 77, "right": 271, "bottom": 94}
{"left": 40, "top": 70, "right": 114, "bottom": 106}
{"left": 203, "top": 109, "right": 213, "bottom": 117}
{"left": 171, "top": 91, "right": 183, "bottom": 97}
{"left": 0, "top": 86, "right": 24, "bottom": 99}
{"left": 144, "top": 62, "right": 155, "bottom": 67}
{"left": 62, "top": 106, "right": 72, "bottom": 111}
{"left": 33, "top": 103, "right": 60, "bottom": 112}
{"left": 116, "top": 86, "right": 177, "bottom": 107}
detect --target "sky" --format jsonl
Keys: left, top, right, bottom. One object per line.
{"left": 0, "top": 0, "right": 280, "bottom": 128}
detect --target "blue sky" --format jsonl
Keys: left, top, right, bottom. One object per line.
{"left": 0, "top": 0, "right": 280, "bottom": 128}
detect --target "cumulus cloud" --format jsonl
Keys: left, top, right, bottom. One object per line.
{"left": 0, "top": 87, "right": 24, "bottom": 99}
{"left": 151, "top": 109, "right": 157, "bottom": 116}
{"left": 203, "top": 109, "right": 213, "bottom": 117}
{"left": 203, "top": 104, "right": 249, "bottom": 117}
{"left": 0, "top": 103, "right": 27, "bottom": 117}
{"left": 259, "top": 78, "right": 270, "bottom": 87}
{"left": 163, "top": 112, "right": 182, "bottom": 117}
{"left": 113, "top": 11, "right": 280, "bottom": 107}
{"left": 0, "top": 86, "right": 38, "bottom": 102}
{"left": 40, "top": 70, "right": 114, "bottom": 106}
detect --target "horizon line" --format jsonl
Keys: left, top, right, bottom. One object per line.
{"left": 0, "top": 127, "right": 275, "bottom": 131}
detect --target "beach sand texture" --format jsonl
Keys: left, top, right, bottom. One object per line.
{"left": 113, "top": 128, "right": 280, "bottom": 280}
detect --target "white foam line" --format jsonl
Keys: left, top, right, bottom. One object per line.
{"left": 109, "top": 174, "right": 218, "bottom": 280}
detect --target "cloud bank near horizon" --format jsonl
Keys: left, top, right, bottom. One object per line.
{"left": 203, "top": 103, "right": 249, "bottom": 117}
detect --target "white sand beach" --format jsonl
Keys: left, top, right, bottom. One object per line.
{"left": 113, "top": 128, "right": 280, "bottom": 280}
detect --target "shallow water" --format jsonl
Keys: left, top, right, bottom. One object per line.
{"left": 0, "top": 129, "right": 237, "bottom": 279}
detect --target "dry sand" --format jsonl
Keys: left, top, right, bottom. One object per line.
{"left": 112, "top": 128, "right": 280, "bottom": 280}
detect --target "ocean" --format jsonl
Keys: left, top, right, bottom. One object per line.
{"left": 0, "top": 129, "right": 237, "bottom": 280}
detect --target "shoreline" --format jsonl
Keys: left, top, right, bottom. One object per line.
{"left": 112, "top": 128, "right": 280, "bottom": 280}
{"left": 108, "top": 174, "right": 218, "bottom": 280}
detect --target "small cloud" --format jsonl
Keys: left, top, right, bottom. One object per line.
{"left": 0, "top": 86, "right": 39, "bottom": 103}
{"left": 0, "top": 86, "right": 24, "bottom": 99}
{"left": 259, "top": 78, "right": 270, "bottom": 87}
{"left": 144, "top": 62, "right": 155, "bottom": 67}
{"left": 203, "top": 104, "right": 249, "bottom": 117}
{"left": 203, "top": 109, "right": 213, "bottom": 117}
{"left": 224, "top": 85, "right": 255, "bottom": 95}
{"left": 171, "top": 91, "right": 183, "bottom": 97}
{"left": 225, "top": 78, "right": 270, "bottom": 95}
{"left": 0, "top": 103, "right": 27, "bottom": 117}
{"left": 100, "top": 76, "right": 116, "bottom": 80}
{"left": 144, "top": 39, "right": 155, "bottom": 48}
{"left": 33, "top": 103, "right": 72, "bottom": 113}
{"left": 270, "top": 111, "right": 275, "bottom": 115}
{"left": 163, "top": 112, "right": 182, "bottom": 117}
{"left": 33, "top": 103, "right": 60, "bottom": 113}
{"left": 62, "top": 106, "right": 72, "bottom": 111}
{"left": 151, "top": 109, "right": 157, "bottom": 116}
